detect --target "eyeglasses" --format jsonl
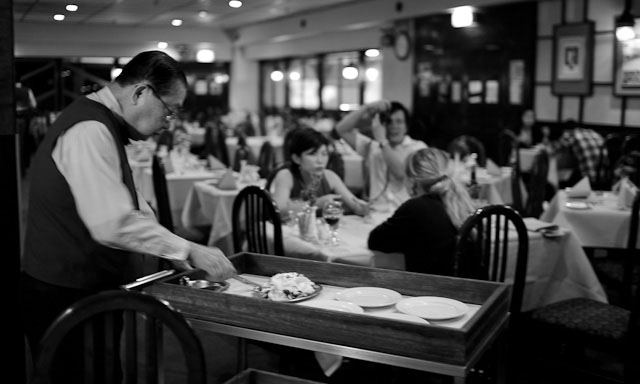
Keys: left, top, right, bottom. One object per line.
{"left": 147, "top": 84, "right": 179, "bottom": 121}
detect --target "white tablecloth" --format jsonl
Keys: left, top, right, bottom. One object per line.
{"left": 137, "top": 168, "right": 223, "bottom": 225}
{"left": 540, "top": 190, "right": 638, "bottom": 249}
{"left": 181, "top": 178, "right": 266, "bottom": 254}
{"left": 280, "top": 212, "right": 606, "bottom": 312}
{"left": 456, "top": 167, "right": 524, "bottom": 205}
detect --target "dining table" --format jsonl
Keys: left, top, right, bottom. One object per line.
{"left": 455, "top": 166, "right": 524, "bottom": 205}
{"left": 278, "top": 210, "right": 607, "bottom": 312}
{"left": 181, "top": 177, "right": 266, "bottom": 253}
{"left": 540, "top": 190, "right": 638, "bottom": 249}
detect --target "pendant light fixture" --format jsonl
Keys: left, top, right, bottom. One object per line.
{"left": 616, "top": 0, "right": 636, "bottom": 42}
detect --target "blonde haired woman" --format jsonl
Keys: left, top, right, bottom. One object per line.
{"left": 368, "top": 147, "right": 475, "bottom": 275}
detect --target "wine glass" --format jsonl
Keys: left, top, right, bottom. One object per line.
{"left": 323, "top": 200, "right": 343, "bottom": 246}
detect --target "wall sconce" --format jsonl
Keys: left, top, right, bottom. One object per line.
{"left": 451, "top": 6, "right": 474, "bottom": 28}
{"left": 342, "top": 62, "right": 359, "bottom": 80}
{"left": 616, "top": 0, "right": 636, "bottom": 41}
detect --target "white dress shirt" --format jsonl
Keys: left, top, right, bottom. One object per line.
{"left": 51, "top": 87, "right": 189, "bottom": 261}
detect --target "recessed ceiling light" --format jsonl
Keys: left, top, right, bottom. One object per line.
{"left": 53, "top": 14, "right": 65, "bottom": 21}
{"left": 365, "top": 49, "right": 380, "bottom": 58}
{"left": 229, "top": 0, "right": 242, "bottom": 9}
{"left": 157, "top": 42, "right": 168, "bottom": 49}
{"left": 66, "top": 4, "right": 78, "bottom": 12}
{"left": 198, "top": 11, "right": 208, "bottom": 18}
{"left": 171, "top": 19, "right": 183, "bottom": 27}
{"left": 196, "top": 49, "right": 215, "bottom": 63}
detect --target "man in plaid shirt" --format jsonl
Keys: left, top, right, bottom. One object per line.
{"left": 544, "top": 119, "right": 605, "bottom": 184}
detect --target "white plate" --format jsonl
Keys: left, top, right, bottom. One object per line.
{"left": 301, "top": 300, "right": 364, "bottom": 314}
{"left": 565, "top": 201, "right": 590, "bottom": 210}
{"left": 370, "top": 312, "right": 429, "bottom": 324}
{"left": 396, "top": 297, "right": 469, "bottom": 320}
{"left": 335, "top": 287, "right": 402, "bottom": 308}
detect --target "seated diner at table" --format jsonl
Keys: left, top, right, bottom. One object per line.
{"left": 270, "top": 126, "right": 369, "bottom": 218}
{"left": 368, "top": 147, "right": 476, "bottom": 275}
{"left": 335, "top": 99, "right": 427, "bottom": 210}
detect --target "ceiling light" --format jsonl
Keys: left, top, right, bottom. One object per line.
{"left": 342, "top": 63, "right": 359, "bottom": 80}
{"left": 229, "top": 0, "right": 242, "bottom": 8}
{"left": 196, "top": 49, "right": 215, "bottom": 63}
{"left": 171, "top": 19, "right": 183, "bottom": 27}
{"left": 157, "top": 42, "right": 168, "bottom": 49}
{"left": 289, "top": 71, "right": 301, "bottom": 81}
{"left": 365, "top": 49, "right": 380, "bottom": 58}
{"left": 451, "top": 6, "right": 474, "bottom": 28}
{"left": 214, "top": 73, "right": 230, "bottom": 84}
{"left": 270, "top": 70, "right": 284, "bottom": 82}
{"left": 616, "top": 0, "right": 636, "bottom": 42}
{"left": 198, "top": 11, "right": 208, "bottom": 18}
{"left": 53, "top": 14, "right": 65, "bottom": 21}
{"left": 66, "top": 4, "right": 78, "bottom": 12}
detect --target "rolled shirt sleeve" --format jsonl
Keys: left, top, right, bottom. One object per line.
{"left": 52, "top": 121, "right": 189, "bottom": 261}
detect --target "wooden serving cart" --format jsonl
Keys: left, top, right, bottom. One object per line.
{"left": 142, "top": 252, "right": 510, "bottom": 382}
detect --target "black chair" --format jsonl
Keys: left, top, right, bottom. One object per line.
{"left": 31, "top": 290, "right": 206, "bottom": 384}
{"left": 595, "top": 133, "right": 624, "bottom": 191}
{"left": 510, "top": 159, "right": 525, "bottom": 215}
{"left": 232, "top": 185, "right": 284, "bottom": 256}
{"left": 256, "top": 140, "right": 276, "bottom": 179}
{"left": 592, "top": 190, "right": 640, "bottom": 309}
{"left": 527, "top": 261, "right": 639, "bottom": 383}
{"left": 201, "top": 123, "right": 230, "bottom": 167}
{"left": 152, "top": 154, "right": 174, "bottom": 231}
{"left": 524, "top": 150, "right": 549, "bottom": 218}
{"left": 454, "top": 204, "right": 529, "bottom": 315}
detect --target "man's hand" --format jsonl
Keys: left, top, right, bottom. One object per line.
{"left": 187, "top": 242, "right": 237, "bottom": 281}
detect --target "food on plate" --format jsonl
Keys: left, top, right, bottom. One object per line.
{"left": 255, "top": 272, "right": 319, "bottom": 301}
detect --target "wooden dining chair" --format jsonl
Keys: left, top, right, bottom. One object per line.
{"left": 151, "top": 154, "right": 174, "bottom": 231}
{"left": 231, "top": 185, "right": 284, "bottom": 256}
{"left": 591, "top": 190, "right": 640, "bottom": 309}
{"left": 454, "top": 204, "right": 529, "bottom": 315}
{"left": 526, "top": 262, "right": 639, "bottom": 383}
{"left": 524, "top": 149, "right": 549, "bottom": 218}
{"left": 31, "top": 289, "right": 207, "bottom": 384}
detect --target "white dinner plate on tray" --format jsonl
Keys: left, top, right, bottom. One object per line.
{"left": 301, "top": 300, "right": 364, "bottom": 314}
{"left": 565, "top": 201, "right": 590, "bottom": 210}
{"left": 370, "top": 312, "right": 429, "bottom": 324}
{"left": 396, "top": 297, "right": 468, "bottom": 320}
{"left": 335, "top": 287, "right": 402, "bottom": 308}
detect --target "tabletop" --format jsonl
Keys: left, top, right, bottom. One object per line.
{"left": 540, "top": 190, "right": 637, "bottom": 249}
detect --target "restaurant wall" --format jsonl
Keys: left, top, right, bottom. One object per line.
{"left": 535, "top": 0, "right": 640, "bottom": 129}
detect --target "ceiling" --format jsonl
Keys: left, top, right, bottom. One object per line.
{"left": 13, "top": 0, "right": 373, "bottom": 30}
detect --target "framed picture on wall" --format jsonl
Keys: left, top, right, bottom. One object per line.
{"left": 614, "top": 18, "right": 640, "bottom": 96}
{"left": 552, "top": 22, "right": 594, "bottom": 96}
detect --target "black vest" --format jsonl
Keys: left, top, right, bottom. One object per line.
{"left": 23, "top": 97, "right": 143, "bottom": 290}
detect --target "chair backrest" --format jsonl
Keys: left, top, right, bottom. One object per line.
{"left": 152, "top": 154, "right": 174, "bottom": 231}
{"left": 232, "top": 185, "right": 284, "bottom": 256}
{"left": 257, "top": 141, "right": 276, "bottom": 179}
{"left": 510, "top": 159, "right": 525, "bottom": 215}
{"left": 32, "top": 290, "right": 206, "bottom": 384}
{"left": 202, "top": 124, "right": 230, "bottom": 167}
{"left": 524, "top": 150, "right": 549, "bottom": 218}
{"left": 454, "top": 205, "right": 529, "bottom": 314}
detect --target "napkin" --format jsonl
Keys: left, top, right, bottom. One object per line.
{"left": 616, "top": 177, "right": 638, "bottom": 209}
{"left": 522, "top": 217, "right": 559, "bottom": 232}
{"left": 314, "top": 352, "right": 343, "bottom": 377}
{"left": 216, "top": 168, "right": 238, "bottom": 190}
{"left": 207, "top": 155, "right": 227, "bottom": 170}
{"left": 485, "top": 158, "right": 502, "bottom": 177}
{"left": 566, "top": 176, "right": 592, "bottom": 198}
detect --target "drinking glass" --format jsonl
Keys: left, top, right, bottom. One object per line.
{"left": 323, "top": 200, "right": 343, "bottom": 246}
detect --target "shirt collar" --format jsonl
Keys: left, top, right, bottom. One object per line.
{"left": 87, "top": 86, "right": 123, "bottom": 117}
